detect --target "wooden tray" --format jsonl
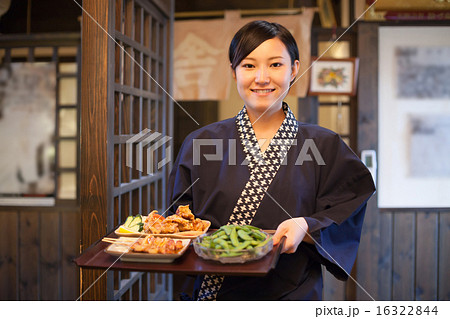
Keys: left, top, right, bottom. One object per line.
{"left": 74, "top": 231, "right": 284, "bottom": 277}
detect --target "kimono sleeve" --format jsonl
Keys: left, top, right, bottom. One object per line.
{"left": 166, "top": 135, "right": 194, "bottom": 215}
{"left": 303, "top": 133, "right": 375, "bottom": 280}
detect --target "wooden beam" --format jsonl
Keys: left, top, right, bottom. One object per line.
{"left": 174, "top": 8, "right": 315, "bottom": 19}
{"left": 80, "top": 0, "right": 111, "bottom": 301}
{"left": 0, "top": 33, "right": 80, "bottom": 48}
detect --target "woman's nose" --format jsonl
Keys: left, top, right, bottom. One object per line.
{"left": 255, "top": 67, "right": 270, "bottom": 84}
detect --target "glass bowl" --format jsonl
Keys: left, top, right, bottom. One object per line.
{"left": 193, "top": 231, "right": 273, "bottom": 264}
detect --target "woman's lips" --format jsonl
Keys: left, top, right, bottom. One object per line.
{"left": 250, "top": 88, "right": 275, "bottom": 94}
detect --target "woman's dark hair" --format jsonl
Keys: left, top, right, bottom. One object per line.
{"left": 229, "top": 20, "right": 299, "bottom": 70}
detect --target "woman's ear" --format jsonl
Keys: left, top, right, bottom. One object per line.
{"left": 290, "top": 60, "right": 300, "bottom": 82}
{"left": 231, "top": 64, "right": 236, "bottom": 81}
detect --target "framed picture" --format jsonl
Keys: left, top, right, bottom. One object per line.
{"left": 308, "top": 57, "right": 359, "bottom": 96}
{"left": 378, "top": 26, "right": 450, "bottom": 209}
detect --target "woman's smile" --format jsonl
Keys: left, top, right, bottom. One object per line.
{"left": 250, "top": 88, "right": 276, "bottom": 95}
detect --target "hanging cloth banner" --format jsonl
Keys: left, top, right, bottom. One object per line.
{"left": 173, "top": 15, "right": 233, "bottom": 101}
{"left": 173, "top": 9, "right": 314, "bottom": 101}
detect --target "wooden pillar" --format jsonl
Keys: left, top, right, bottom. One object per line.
{"left": 80, "top": 0, "right": 111, "bottom": 301}
{"left": 356, "top": 22, "right": 394, "bottom": 301}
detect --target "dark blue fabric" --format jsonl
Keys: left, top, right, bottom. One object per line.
{"left": 167, "top": 113, "right": 375, "bottom": 300}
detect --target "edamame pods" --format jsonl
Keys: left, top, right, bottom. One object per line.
{"left": 230, "top": 228, "right": 239, "bottom": 247}
{"left": 237, "top": 229, "right": 253, "bottom": 241}
{"left": 199, "top": 225, "right": 271, "bottom": 257}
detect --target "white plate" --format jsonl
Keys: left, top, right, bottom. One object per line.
{"left": 105, "top": 238, "right": 191, "bottom": 263}
{"left": 115, "top": 220, "right": 211, "bottom": 239}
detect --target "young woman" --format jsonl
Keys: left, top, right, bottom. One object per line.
{"left": 167, "top": 21, "right": 375, "bottom": 300}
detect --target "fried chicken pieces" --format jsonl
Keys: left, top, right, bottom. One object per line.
{"left": 126, "top": 205, "right": 203, "bottom": 255}
{"left": 142, "top": 205, "right": 205, "bottom": 234}
{"left": 130, "top": 235, "right": 184, "bottom": 254}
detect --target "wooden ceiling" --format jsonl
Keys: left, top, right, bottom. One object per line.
{"left": 374, "top": 0, "right": 450, "bottom": 11}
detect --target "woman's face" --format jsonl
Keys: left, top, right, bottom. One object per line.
{"left": 232, "top": 37, "right": 299, "bottom": 116}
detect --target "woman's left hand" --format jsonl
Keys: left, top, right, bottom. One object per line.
{"left": 272, "top": 217, "right": 310, "bottom": 254}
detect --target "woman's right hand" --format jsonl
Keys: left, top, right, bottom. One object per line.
{"left": 272, "top": 217, "right": 312, "bottom": 254}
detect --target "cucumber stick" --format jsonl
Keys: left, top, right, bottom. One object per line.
{"left": 128, "top": 215, "right": 142, "bottom": 227}
{"left": 124, "top": 215, "right": 144, "bottom": 232}
{"left": 123, "top": 216, "right": 134, "bottom": 228}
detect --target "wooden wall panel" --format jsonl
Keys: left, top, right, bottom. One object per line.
{"left": 0, "top": 209, "right": 80, "bottom": 300}
{"left": 392, "top": 212, "right": 415, "bottom": 300}
{"left": 0, "top": 211, "right": 18, "bottom": 300}
{"left": 439, "top": 213, "right": 450, "bottom": 300}
{"left": 415, "top": 212, "right": 439, "bottom": 300}
{"left": 62, "top": 210, "right": 80, "bottom": 300}
{"left": 19, "top": 212, "right": 40, "bottom": 300}
{"left": 39, "top": 211, "right": 60, "bottom": 300}
{"left": 322, "top": 268, "right": 346, "bottom": 300}
{"left": 377, "top": 212, "right": 393, "bottom": 300}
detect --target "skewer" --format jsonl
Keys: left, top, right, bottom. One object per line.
{"left": 102, "top": 237, "right": 139, "bottom": 244}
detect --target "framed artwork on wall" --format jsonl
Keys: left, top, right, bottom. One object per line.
{"left": 378, "top": 26, "right": 450, "bottom": 209}
{"left": 308, "top": 57, "right": 359, "bottom": 96}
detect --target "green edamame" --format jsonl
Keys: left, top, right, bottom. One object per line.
{"left": 213, "top": 238, "right": 230, "bottom": 250}
{"left": 230, "top": 228, "right": 239, "bottom": 247}
{"left": 237, "top": 229, "right": 253, "bottom": 241}
{"left": 199, "top": 225, "right": 271, "bottom": 257}
{"left": 250, "top": 229, "right": 266, "bottom": 240}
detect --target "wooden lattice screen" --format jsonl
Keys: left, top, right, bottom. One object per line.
{"left": 109, "top": 0, "right": 173, "bottom": 301}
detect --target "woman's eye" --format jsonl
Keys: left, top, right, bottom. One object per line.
{"left": 242, "top": 64, "right": 254, "bottom": 68}
{"left": 271, "top": 62, "right": 282, "bottom": 67}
